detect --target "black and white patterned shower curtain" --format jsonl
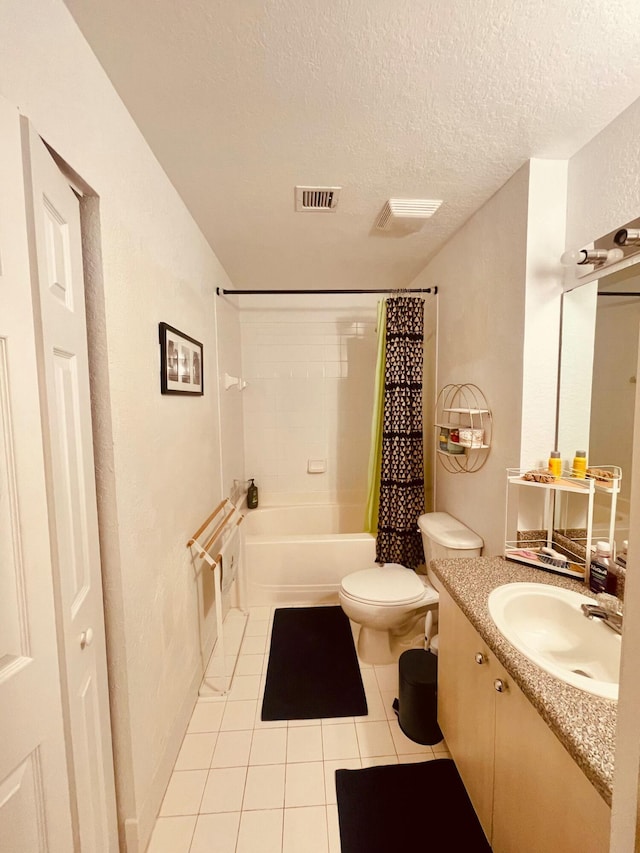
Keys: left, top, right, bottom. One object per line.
{"left": 375, "top": 297, "right": 425, "bottom": 569}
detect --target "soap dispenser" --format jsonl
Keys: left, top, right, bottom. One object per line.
{"left": 247, "top": 478, "right": 259, "bottom": 509}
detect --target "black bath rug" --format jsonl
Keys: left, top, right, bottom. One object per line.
{"left": 261, "top": 606, "right": 367, "bottom": 720}
{"left": 336, "top": 759, "right": 491, "bottom": 853}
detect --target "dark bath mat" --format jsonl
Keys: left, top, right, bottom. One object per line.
{"left": 336, "top": 759, "right": 491, "bottom": 853}
{"left": 261, "top": 606, "right": 367, "bottom": 720}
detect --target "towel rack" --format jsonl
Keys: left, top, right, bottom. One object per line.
{"left": 187, "top": 500, "right": 248, "bottom": 695}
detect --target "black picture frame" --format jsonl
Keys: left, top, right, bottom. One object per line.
{"left": 159, "top": 322, "right": 203, "bottom": 395}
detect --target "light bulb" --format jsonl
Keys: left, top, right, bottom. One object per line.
{"left": 560, "top": 249, "right": 589, "bottom": 266}
{"left": 560, "top": 247, "right": 624, "bottom": 267}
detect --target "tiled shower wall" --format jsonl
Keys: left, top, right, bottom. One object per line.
{"left": 239, "top": 295, "right": 380, "bottom": 506}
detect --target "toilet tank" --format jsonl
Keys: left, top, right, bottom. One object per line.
{"left": 418, "top": 512, "right": 483, "bottom": 566}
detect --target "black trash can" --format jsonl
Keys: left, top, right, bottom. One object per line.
{"left": 397, "top": 649, "right": 443, "bottom": 745}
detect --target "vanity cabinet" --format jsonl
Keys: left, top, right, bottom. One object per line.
{"left": 438, "top": 588, "right": 611, "bottom": 853}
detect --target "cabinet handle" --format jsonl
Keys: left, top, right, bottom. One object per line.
{"left": 475, "top": 652, "right": 486, "bottom": 665}
{"left": 494, "top": 678, "right": 507, "bottom": 693}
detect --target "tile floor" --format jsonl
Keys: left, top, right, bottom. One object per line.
{"left": 147, "top": 605, "right": 450, "bottom": 853}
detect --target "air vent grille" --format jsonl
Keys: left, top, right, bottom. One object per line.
{"left": 375, "top": 198, "right": 443, "bottom": 231}
{"left": 295, "top": 186, "right": 341, "bottom": 212}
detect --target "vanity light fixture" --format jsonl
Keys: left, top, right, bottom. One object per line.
{"left": 614, "top": 228, "right": 640, "bottom": 248}
{"left": 560, "top": 247, "right": 624, "bottom": 267}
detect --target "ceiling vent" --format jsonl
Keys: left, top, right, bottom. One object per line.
{"left": 295, "top": 186, "right": 341, "bottom": 212}
{"left": 375, "top": 198, "right": 443, "bottom": 231}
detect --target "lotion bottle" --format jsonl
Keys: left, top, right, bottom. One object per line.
{"left": 548, "top": 451, "right": 562, "bottom": 479}
{"left": 247, "top": 478, "right": 259, "bottom": 509}
{"left": 573, "top": 450, "right": 587, "bottom": 478}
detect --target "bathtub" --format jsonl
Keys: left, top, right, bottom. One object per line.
{"left": 243, "top": 504, "right": 376, "bottom": 605}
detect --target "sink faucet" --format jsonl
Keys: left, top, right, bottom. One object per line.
{"left": 581, "top": 594, "right": 623, "bottom": 635}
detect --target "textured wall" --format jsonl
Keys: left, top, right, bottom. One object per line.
{"left": 566, "top": 97, "right": 640, "bottom": 851}
{"left": 0, "top": 2, "right": 241, "bottom": 850}
{"left": 409, "top": 160, "right": 567, "bottom": 556}
{"left": 409, "top": 164, "right": 530, "bottom": 555}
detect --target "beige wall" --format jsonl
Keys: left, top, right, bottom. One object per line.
{"left": 0, "top": 1, "right": 244, "bottom": 850}
{"left": 566, "top": 95, "right": 640, "bottom": 853}
{"left": 410, "top": 160, "right": 566, "bottom": 556}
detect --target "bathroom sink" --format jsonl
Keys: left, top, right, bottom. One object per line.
{"left": 487, "top": 583, "right": 621, "bottom": 700}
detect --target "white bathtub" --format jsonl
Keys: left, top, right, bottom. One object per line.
{"left": 243, "top": 504, "right": 376, "bottom": 605}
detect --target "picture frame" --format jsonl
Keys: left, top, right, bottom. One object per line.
{"left": 159, "top": 322, "right": 203, "bottom": 395}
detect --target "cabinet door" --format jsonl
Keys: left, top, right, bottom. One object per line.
{"left": 438, "top": 588, "right": 494, "bottom": 841}
{"left": 492, "top": 663, "right": 611, "bottom": 853}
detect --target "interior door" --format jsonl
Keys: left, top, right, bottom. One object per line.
{"left": 0, "top": 99, "right": 74, "bottom": 851}
{"left": 22, "top": 119, "right": 118, "bottom": 851}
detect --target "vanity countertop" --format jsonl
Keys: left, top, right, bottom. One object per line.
{"left": 430, "top": 555, "right": 616, "bottom": 806}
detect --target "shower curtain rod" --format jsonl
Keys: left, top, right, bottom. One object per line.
{"left": 216, "top": 286, "right": 437, "bottom": 296}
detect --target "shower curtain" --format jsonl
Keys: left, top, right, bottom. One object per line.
{"left": 374, "top": 296, "right": 425, "bottom": 569}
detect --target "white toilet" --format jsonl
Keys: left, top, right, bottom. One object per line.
{"left": 339, "top": 512, "right": 483, "bottom": 664}
{"left": 418, "top": 511, "right": 484, "bottom": 653}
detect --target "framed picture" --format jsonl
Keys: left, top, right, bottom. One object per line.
{"left": 159, "top": 322, "right": 203, "bottom": 395}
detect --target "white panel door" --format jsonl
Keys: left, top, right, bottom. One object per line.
{"left": 22, "top": 120, "right": 118, "bottom": 852}
{"left": 0, "top": 101, "right": 74, "bottom": 850}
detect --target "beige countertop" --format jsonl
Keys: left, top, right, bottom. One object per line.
{"left": 430, "top": 555, "right": 616, "bottom": 806}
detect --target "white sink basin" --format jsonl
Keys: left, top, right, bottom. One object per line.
{"left": 488, "top": 583, "right": 621, "bottom": 700}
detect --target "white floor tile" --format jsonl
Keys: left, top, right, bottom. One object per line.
{"left": 323, "top": 759, "right": 361, "bottom": 805}
{"left": 220, "top": 699, "right": 258, "bottom": 731}
{"left": 355, "top": 720, "right": 395, "bottom": 757}
{"left": 236, "top": 809, "right": 283, "bottom": 853}
{"left": 284, "top": 761, "right": 325, "bottom": 807}
{"left": 287, "top": 725, "right": 323, "bottom": 762}
{"left": 389, "top": 719, "right": 434, "bottom": 755}
{"left": 399, "top": 752, "right": 436, "bottom": 763}
{"left": 242, "top": 635, "right": 268, "bottom": 655}
{"left": 360, "top": 754, "right": 398, "bottom": 767}
{"left": 248, "top": 606, "right": 272, "bottom": 622}
{"left": 200, "top": 767, "right": 247, "bottom": 813}
{"left": 432, "top": 737, "right": 449, "bottom": 753}
{"left": 159, "top": 770, "right": 207, "bottom": 817}
{"left": 321, "top": 715, "right": 354, "bottom": 725}
{"left": 173, "top": 733, "right": 217, "bottom": 771}
{"left": 189, "top": 812, "right": 240, "bottom": 853}
{"left": 249, "top": 727, "right": 287, "bottom": 765}
{"left": 288, "top": 717, "right": 322, "bottom": 727}
{"left": 322, "top": 722, "right": 359, "bottom": 761}
{"left": 380, "top": 688, "right": 399, "bottom": 720}
{"left": 373, "top": 663, "right": 399, "bottom": 693}
{"left": 227, "top": 674, "right": 261, "bottom": 701}
{"left": 210, "top": 730, "right": 253, "bottom": 768}
{"left": 326, "top": 804, "right": 342, "bottom": 853}
{"left": 245, "top": 620, "right": 269, "bottom": 637}
{"left": 243, "top": 764, "right": 286, "bottom": 810}
{"left": 146, "top": 815, "right": 196, "bottom": 853}
{"left": 283, "top": 805, "right": 329, "bottom": 853}
{"left": 187, "top": 701, "right": 226, "bottom": 734}
{"left": 235, "top": 654, "right": 265, "bottom": 676}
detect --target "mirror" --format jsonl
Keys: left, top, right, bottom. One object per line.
{"left": 557, "top": 261, "right": 640, "bottom": 554}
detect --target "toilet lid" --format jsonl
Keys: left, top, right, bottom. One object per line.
{"left": 341, "top": 565, "right": 427, "bottom": 605}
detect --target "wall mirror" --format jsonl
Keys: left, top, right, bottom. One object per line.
{"left": 557, "top": 251, "right": 640, "bottom": 557}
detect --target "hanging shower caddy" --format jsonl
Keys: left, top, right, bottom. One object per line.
{"left": 435, "top": 383, "right": 492, "bottom": 473}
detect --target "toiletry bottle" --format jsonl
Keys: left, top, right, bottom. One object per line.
{"left": 589, "top": 541, "right": 612, "bottom": 594}
{"left": 548, "top": 451, "right": 562, "bottom": 479}
{"left": 247, "top": 478, "right": 259, "bottom": 509}
{"left": 572, "top": 450, "right": 587, "bottom": 479}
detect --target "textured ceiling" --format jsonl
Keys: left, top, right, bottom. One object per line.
{"left": 63, "top": 0, "right": 640, "bottom": 291}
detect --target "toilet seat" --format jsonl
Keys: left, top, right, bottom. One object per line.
{"left": 340, "top": 564, "right": 436, "bottom": 607}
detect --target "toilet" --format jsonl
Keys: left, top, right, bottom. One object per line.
{"left": 339, "top": 512, "right": 482, "bottom": 664}
{"left": 418, "top": 511, "right": 484, "bottom": 654}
